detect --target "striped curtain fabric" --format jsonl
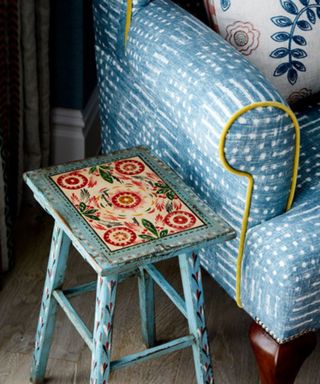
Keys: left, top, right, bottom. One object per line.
{"left": 0, "top": 0, "right": 50, "bottom": 278}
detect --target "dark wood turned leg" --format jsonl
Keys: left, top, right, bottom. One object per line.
{"left": 249, "top": 321, "right": 317, "bottom": 384}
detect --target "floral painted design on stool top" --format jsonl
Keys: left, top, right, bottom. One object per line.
{"left": 51, "top": 156, "right": 205, "bottom": 252}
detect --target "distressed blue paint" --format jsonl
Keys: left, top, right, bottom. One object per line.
{"left": 179, "top": 252, "right": 214, "bottom": 383}
{"left": 138, "top": 268, "right": 156, "bottom": 347}
{"left": 30, "top": 224, "right": 71, "bottom": 383}
{"left": 111, "top": 335, "right": 194, "bottom": 371}
{"left": 24, "top": 147, "right": 234, "bottom": 272}
{"left": 90, "top": 275, "right": 118, "bottom": 383}
{"left": 26, "top": 147, "right": 235, "bottom": 382}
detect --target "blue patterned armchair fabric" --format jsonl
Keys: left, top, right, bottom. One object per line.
{"left": 93, "top": 0, "right": 319, "bottom": 344}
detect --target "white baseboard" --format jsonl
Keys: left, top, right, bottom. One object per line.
{"left": 51, "top": 88, "right": 101, "bottom": 164}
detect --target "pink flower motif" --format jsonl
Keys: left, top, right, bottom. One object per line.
{"left": 123, "top": 221, "right": 139, "bottom": 231}
{"left": 287, "top": 88, "right": 312, "bottom": 105}
{"left": 226, "top": 21, "right": 260, "bottom": 56}
{"left": 155, "top": 214, "right": 164, "bottom": 224}
{"left": 70, "top": 193, "right": 80, "bottom": 205}
{"left": 173, "top": 199, "right": 182, "bottom": 211}
{"left": 89, "top": 195, "right": 100, "bottom": 208}
{"left": 156, "top": 199, "right": 165, "bottom": 211}
{"left": 92, "top": 222, "right": 107, "bottom": 231}
{"left": 88, "top": 176, "right": 98, "bottom": 188}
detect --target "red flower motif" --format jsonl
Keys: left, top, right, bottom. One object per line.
{"left": 103, "top": 227, "right": 137, "bottom": 247}
{"left": 57, "top": 172, "right": 88, "bottom": 190}
{"left": 164, "top": 211, "right": 197, "bottom": 230}
{"left": 114, "top": 159, "right": 145, "bottom": 175}
{"left": 111, "top": 191, "right": 142, "bottom": 209}
{"left": 226, "top": 21, "right": 260, "bottom": 56}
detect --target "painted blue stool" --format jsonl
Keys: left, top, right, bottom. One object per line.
{"left": 24, "top": 147, "right": 235, "bottom": 384}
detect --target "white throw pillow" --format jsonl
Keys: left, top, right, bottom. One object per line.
{"left": 203, "top": 0, "right": 320, "bottom": 103}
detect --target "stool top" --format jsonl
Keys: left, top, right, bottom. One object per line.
{"left": 24, "top": 147, "right": 235, "bottom": 274}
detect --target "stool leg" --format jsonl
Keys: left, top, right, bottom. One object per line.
{"left": 31, "top": 224, "right": 71, "bottom": 383}
{"left": 90, "top": 275, "right": 118, "bottom": 384}
{"left": 179, "top": 252, "right": 214, "bottom": 384}
{"left": 138, "top": 267, "right": 155, "bottom": 347}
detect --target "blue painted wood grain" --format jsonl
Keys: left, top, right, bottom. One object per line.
{"left": 179, "top": 252, "right": 214, "bottom": 384}
{"left": 138, "top": 267, "right": 155, "bottom": 348}
{"left": 90, "top": 274, "right": 118, "bottom": 383}
{"left": 30, "top": 224, "right": 71, "bottom": 383}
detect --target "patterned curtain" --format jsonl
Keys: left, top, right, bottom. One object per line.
{"left": 0, "top": 0, "right": 50, "bottom": 277}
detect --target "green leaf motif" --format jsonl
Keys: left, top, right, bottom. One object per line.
{"left": 100, "top": 165, "right": 112, "bottom": 170}
{"left": 142, "top": 218, "right": 158, "bottom": 237}
{"left": 85, "top": 208, "right": 99, "bottom": 215}
{"left": 139, "top": 234, "right": 155, "bottom": 241}
{"left": 79, "top": 202, "right": 86, "bottom": 212}
{"left": 84, "top": 214, "right": 100, "bottom": 221}
{"left": 156, "top": 188, "right": 168, "bottom": 194}
{"left": 99, "top": 167, "right": 114, "bottom": 183}
{"left": 160, "top": 229, "right": 168, "bottom": 238}
{"left": 89, "top": 166, "right": 97, "bottom": 174}
{"left": 166, "top": 190, "right": 175, "bottom": 200}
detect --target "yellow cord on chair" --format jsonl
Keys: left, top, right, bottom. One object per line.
{"left": 125, "top": 0, "right": 133, "bottom": 46}
{"left": 219, "top": 101, "right": 300, "bottom": 307}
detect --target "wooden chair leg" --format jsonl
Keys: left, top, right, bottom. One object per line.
{"left": 249, "top": 321, "right": 317, "bottom": 384}
{"left": 179, "top": 252, "right": 214, "bottom": 384}
{"left": 30, "top": 224, "right": 71, "bottom": 383}
{"left": 138, "top": 267, "right": 156, "bottom": 348}
{"left": 90, "top": 274, "right": 118, "bottom": 384}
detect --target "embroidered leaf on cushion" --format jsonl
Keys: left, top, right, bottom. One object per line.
{"left": 204, "top": 0, "right": 320, "bottom": 103}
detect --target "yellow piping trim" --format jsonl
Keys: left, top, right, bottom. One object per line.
{"left": 125, "top": 0, "right": 133, "bottom": 46}
{"left": 219, "top": 101, "right": 300, "bottom": 307}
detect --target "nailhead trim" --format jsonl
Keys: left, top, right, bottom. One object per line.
{"left": 254, "top": 317, "right": 316, "bottom": 344}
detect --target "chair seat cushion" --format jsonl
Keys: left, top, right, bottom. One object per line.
{"left": 241, "top": 99, "right": 320, "bottom": 341}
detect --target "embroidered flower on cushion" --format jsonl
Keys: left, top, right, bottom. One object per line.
{"left": 288, "top": 87, "right": 312, "bottom": 104}
{"left": 226, "top": 21, "right": 260, "bottom": 55}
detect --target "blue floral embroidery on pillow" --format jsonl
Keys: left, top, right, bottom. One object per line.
{"left": 270, "top": 0, "right": 320, "bottom": 85}
{"left": 221, "top": 0, "right": 231, "bottom": 11}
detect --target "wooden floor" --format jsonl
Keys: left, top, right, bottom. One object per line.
{"left": 0, "top": 206, "right": 319, "bottom": 384}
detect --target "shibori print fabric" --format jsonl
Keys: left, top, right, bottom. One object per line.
{"left": 204, "top": 0, "right": 320, "bottom": 103}
{"left": 93, "top": 0, "right": 320, "bottom": 341}
{"left": 51, "top": 157, "right": 204, "bottom": 252}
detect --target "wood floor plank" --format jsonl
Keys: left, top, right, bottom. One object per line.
{"left": 0, "top": 206, "right": 319, "bottom": 383}
{"left": 0, "top": 352, "right": 76, "bottom": 384}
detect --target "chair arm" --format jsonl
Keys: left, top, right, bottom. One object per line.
{"left": 93, "top": 0, "right": 300, "bottom": 305}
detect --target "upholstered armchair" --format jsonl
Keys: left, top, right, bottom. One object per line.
{"left": 92, "top": 1, "right": 319, "bottom": 382}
